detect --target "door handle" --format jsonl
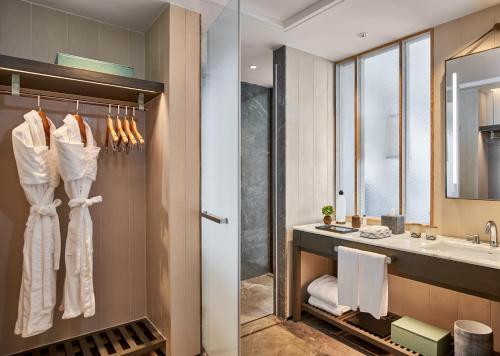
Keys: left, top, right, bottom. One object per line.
{"left": 201, "top": 211, "right": 228, "bottom": 224}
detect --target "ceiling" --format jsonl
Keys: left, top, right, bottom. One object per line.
{"left": 27, "top": 0, "right": 500, "bottom": 87}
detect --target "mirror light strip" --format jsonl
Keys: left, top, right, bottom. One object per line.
{"left": 452, "top": 72, "right": 458, "bottom": 185}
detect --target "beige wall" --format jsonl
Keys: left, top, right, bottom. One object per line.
{"left": 385, "top": 5, "right": 500, "bottom": 352}
{"left": 434, "top": 4, "right": 500, "bottom": 240}
{"left": 0, "top": 96, "right": 147, "bottom": 355}
{"left": 146, "top": 5, "right": 201, "bottom": 356}
{"left": 0, "top": 0, "right": 146, "bottom": 79}
{"left": 284, "top": 47, "right": 335, "bottom": 316}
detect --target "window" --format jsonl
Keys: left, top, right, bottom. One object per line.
{"left": 336, "top": 61, "right": 356, "bottom": 216}
{"left": 335, "top": 32, "right": 432, "bottom": 224}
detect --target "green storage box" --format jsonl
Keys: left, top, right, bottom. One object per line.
{"left": 55, "top": 53, "right": 135, "bottom": 77}
{"left": 391, "top": 317, "right": 450, "bottom": 356}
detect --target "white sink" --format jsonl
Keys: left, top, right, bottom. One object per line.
{"left": 421, "top": 240, "right": 500, "bottom": 262}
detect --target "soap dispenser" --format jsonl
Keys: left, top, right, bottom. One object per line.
{"left": 336, "top": 190, "right": 346, "bottom": 224}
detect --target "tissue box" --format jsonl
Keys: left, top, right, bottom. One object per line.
{"left": 381, "top": 214, "right": 405, "bottom": 234}
{"left": 55, "top": 53, "right": 135, "bottom": 77}
{"left": 391, "top": 317, "right": 450, "bottom": 356}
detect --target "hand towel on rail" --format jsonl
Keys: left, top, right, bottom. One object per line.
{"left": 358, "top": 249, "right": 388, "bottom": 319}
{"left": 308, "top": 296, "right": 350, "bottom": 317}
{"left": 337, "top": 246, "right": 360, "bottom": 310}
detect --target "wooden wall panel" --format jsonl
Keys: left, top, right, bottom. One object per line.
{"left": 0, "top": 96, "right": 147, "bottom": 355}
{"left": 283, "top": 47, "right": 335, "bottom": 316}
{"left": 145, "top": 5, "right": 201, "bottom": 356}
{"left": 433, "top": 4, "right": 500, "bottom": 241}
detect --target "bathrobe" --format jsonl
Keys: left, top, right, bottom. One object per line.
{"left": 12, "top": 110, "right": 61, "bottom": 337}
{"left": 53, "top": 114, "right": 101, "bottom": 319}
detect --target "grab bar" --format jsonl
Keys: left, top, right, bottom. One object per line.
{"left": 334, "top": 246, "right": 394, "bottom": 264}
{"left": 201, "top": 211, "right": 228, "bottom": 224}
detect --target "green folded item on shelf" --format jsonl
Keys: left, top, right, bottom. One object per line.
{"left": 55, "top": 53, "right": 135, "bottom": 77}
{"left": 391, "top": 316, "right": 450, "bottom": 356}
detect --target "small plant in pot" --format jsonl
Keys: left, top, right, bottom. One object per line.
{"left": 322, "top": 205, "right": 334, "bottom": 225}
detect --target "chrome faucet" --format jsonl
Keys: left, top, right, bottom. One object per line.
{"left": 485, "top": 221, "right": 498, "bottom": 247}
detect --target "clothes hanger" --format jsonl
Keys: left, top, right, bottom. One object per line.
{"left": 130, "top": 107, "right": 145, "bottom": 150}
{"left": 36, "top": 95, "right": 51, "bottom": 147}
{"left": 115, "top": 105, "right": 128, "bottom": 152}
{"left": 105, "top": 104, "right": 119, "bottom": 153}
{"left": 123, "top": 106, "right": 137, "bottom": 153}
{"left": 72, "top": 100, "right": 87, "bottom": 146}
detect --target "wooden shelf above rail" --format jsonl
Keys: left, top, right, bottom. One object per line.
{"left": 0, "top": 54, "right": 164, "bottom": 104}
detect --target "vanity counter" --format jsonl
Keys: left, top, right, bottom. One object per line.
{"left": 292, "top": 224, "right": 500, "bottom": 322}
{"left": 294, "top": 223, "right": 500, "bottom": 270}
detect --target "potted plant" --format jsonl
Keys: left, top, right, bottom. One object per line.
{"left": 322, "top": 205, "right": 334, "bottom": 225}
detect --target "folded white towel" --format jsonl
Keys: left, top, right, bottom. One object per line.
{"left": 307, "top": 275, "right": 341, "bottom": 305}
{"left": 337, "top": 246, "right": 359, "bottom": 310}
{"left": 358, "top": 250, "right": 388, "bottom": 319}
{"left": 308, "top": 296, "right": 350, "bottom": 317}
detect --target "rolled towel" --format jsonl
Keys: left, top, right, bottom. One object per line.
{"left": 307, "top": 275, "right": 341, "bottom": 305}
{"left": 308, "top": 296, "right": 350, "bottom": 316}
{"left": 360, "top": 225, "right": 391, "bottom": 239}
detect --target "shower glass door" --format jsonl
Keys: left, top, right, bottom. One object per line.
{"left": 201, "top": 0, "right": 240, "bottom": 354}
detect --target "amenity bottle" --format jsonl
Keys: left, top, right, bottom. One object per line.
{"left": 336, "top": 190, "right": 346, "bottom": 224}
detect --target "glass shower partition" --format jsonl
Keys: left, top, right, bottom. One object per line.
{"left": 201, "top": 0, "right": 241, "bottom": 355}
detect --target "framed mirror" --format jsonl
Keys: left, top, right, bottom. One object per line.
{"left": 446, "top": 47, "right": 500, "bottom": 200}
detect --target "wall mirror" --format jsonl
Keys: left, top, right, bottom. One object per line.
{"left": 446, "top": 47, "right": 500, "bottom": 200}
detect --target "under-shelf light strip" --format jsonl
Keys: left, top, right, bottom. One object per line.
{"left": 0, "top": 67, "right": 159, "bottom": 94}
{"left": 0, "top": 89, "right": 147, "bottom": 112}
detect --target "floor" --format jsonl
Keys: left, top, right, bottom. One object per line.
{"left": 240, "top": 274, "right": 274, "bottom": 324}
{"left": 241, "top": 314, "right": 389, "bottom": 356}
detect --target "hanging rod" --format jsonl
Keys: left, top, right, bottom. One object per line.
{"left": 333, "top": 246, "right": 393, "bottom": 264}
{"left": 0, "top": 89, "right": 148, "bottom": 112}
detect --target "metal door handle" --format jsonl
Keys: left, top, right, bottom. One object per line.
{"left": 201, "top": 211, "right": 228, "bottom": 224}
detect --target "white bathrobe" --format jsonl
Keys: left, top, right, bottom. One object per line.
{"left": 12, "top": 110, "right": 61, "bottom": 337}
{"left": 53, "top": 115, "right": 101, "bottom": 319}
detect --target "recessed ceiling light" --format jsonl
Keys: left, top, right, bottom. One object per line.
{"left": 358, "top": 32, "right": 368, "bottom": 39}
{"left": 249, "top": 65, "right": 257, "bottom": 70}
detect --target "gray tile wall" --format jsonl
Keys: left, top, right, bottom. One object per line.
{"left": 0, "top": 0, "right": 146, "bottom": 79}
{"left": 241, "top": 81, "right": 272, "bottom": 281}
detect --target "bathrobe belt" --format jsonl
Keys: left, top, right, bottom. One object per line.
{"left": 28, "top": 198, "right": 62, "bottom": 308}
{"left": 67, "top": 195, "right": 102, "bottom": 275}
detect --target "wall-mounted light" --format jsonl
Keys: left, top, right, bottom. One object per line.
{"left": 249, "top": 65, "right": 257, "bottom": 70}
{"left": 452, "top": 72, "right": 458, "bottom": 185}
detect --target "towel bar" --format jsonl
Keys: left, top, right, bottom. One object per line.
{"left": 334, "top": 246, "right": 394, "bottom": 264}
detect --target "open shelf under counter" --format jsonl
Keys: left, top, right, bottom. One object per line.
{"left": 0, "top": 54, "right": 164, "bottom": 104}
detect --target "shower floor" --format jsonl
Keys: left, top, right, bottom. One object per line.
{"left": 240, "top": 274, "right": 274, "bottom": 324}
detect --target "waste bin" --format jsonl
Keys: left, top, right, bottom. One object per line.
{"left": 454, "top": 320, "right": 493, "bottom": 356}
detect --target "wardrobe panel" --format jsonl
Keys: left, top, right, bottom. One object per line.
{"left": 31, "top": 5, "right": 68, "bottom": 63}
{"left": 0, "top": 0, "right": 31, "bottom": 59}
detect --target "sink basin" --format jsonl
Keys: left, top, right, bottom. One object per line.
{"left": 421, "top": 240, "right": 500, "bottom": 262}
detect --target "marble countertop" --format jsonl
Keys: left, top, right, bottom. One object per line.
{"left": 294, "top": 223, "right": 500, "bottom": 271}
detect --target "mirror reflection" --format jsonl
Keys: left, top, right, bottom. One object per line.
{"left": 446, "top": 47, "right": 500, "bottom": 200}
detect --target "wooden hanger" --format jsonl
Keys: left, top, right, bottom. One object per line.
{"left": 73, "top": 100, "right": 87, "bottom": 146}
{"left": 36, "top": 96, "right": 51, "bottom": 147}
{"left": 105, "top": 104, "right": 119, "bottom": 152}
{"left": 131, "top": 107, "right": 145, "bottom": 146}
{"left": 123, "top": 107, "right": 137, "bottom": 151}
{"left": 115, "top": 105, "right": 129, "bottom": 150}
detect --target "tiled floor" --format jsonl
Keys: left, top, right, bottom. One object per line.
{"left": 241, "top": 313, "right": 389, "bottom": 355}
{"left": 240, "top": 274, "right": 274, "bottom": 324}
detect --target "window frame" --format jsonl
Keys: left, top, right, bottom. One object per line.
{"left": 334, "top": 29, "right": 434, "bottom": 224}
